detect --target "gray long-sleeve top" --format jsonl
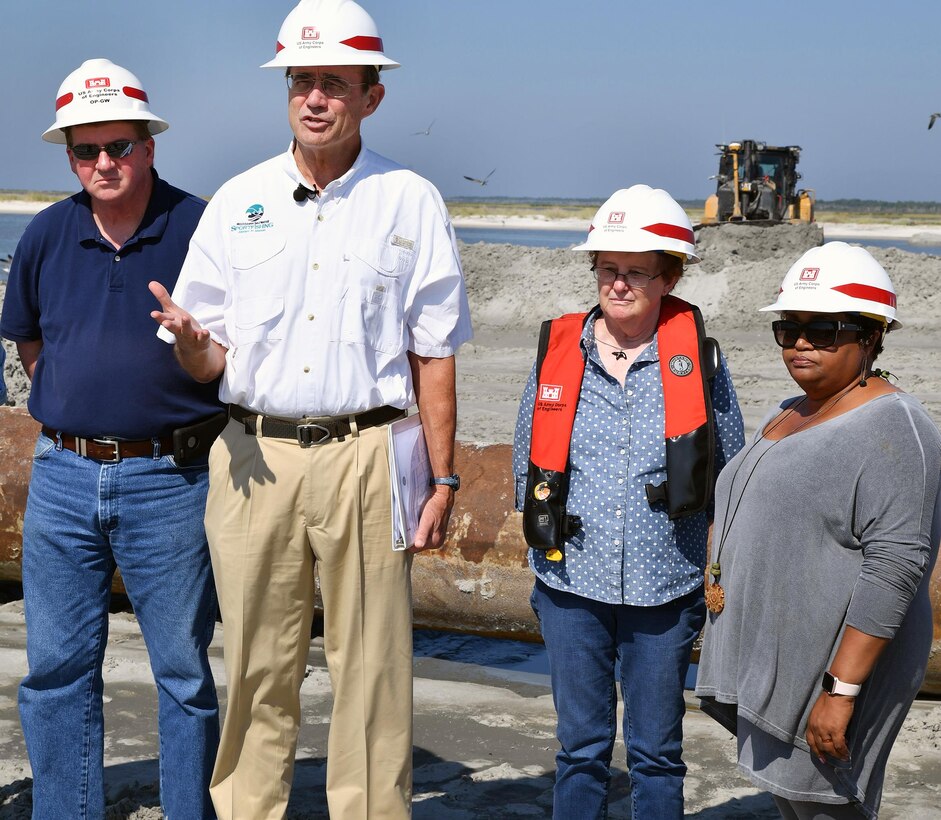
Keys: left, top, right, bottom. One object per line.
{"left": 697, "top": 392, "right": 941, "bottom": 749}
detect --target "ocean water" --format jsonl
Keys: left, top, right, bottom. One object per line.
{"left": 3, "top": 213, "right": 939, "bottom": 280}
{"left": 0, "top": 213, "right": 35, "bottom": 262}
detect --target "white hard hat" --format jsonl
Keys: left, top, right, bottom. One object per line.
{"left": 572, "top": 184, "right": 699, "bottom": 263}
{"left": 760, "top": 241, "right": 900, "bottom": 327}
{"left": 42, "top": 58, "right": 169, "bottom": 144}
{"left": 261, "top": 0, "right": 399, "bottom": 70}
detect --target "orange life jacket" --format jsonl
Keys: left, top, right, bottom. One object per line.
{"left": 522, "top": 295, "right": 719, "bottom": 553}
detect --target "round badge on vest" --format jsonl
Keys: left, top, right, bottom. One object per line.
{"left": 669, "top": 354, "right": 694, "bottom": 376}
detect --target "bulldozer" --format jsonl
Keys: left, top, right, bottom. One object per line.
{"left": 701, "top": 140, "right": 815, "bottom": 225}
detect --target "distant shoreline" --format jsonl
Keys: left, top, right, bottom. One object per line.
{"left": 3, "top": 200, "right": 941, "bottom": 243}
{"left": 449, "top": 214, "right": 941, "bottom": 242}
{"left": 0, "top": 200, "right": 54, "bottom": 215}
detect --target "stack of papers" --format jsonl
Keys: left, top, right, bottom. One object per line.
{"left": 388, "top": 414, "right": 433, "bottom": 551}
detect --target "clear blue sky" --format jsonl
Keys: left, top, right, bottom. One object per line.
{"left": 2, "top": 0, "right": 939, "bottom": 202}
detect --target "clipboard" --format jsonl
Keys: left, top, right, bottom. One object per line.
{"left": 388, "top": 414, "right": 433, "bottom": 550}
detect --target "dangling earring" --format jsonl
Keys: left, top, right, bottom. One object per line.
{"left": 858, "top": 340, "right": 871, "bottom": 387}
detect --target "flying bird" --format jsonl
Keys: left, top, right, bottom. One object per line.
{"left": 411, "top": 119, "right": 435, "bottom": 136}
{"left": 929, "top": 113, "right": 941, "bottom": 130}
{"left": 463, "top": 168, "right": 496, "bottom": 186}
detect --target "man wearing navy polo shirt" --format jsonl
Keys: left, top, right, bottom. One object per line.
{"left": 0, "top": 59, "right": 221, "bottom": 819}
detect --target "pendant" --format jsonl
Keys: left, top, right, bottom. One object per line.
{"left": 612, "top": 350, "right": 627, "bottom": 360}
{"left": 705, "top": 580, "right": 725, "bottom": 614}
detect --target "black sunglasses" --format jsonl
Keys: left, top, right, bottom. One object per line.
{"left": 70, "top": 139, "right": 141, "bottom": 161}
{"left": 771, "top": 319, "right": 866, "bottom": 349}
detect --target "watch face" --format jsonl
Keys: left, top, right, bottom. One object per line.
{"left": 822, "top": 671, "right": 836, "bottom": 693}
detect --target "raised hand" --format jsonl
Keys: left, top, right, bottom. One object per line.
{"left": 149, "top": 281, "right": 226, "bottom": 382}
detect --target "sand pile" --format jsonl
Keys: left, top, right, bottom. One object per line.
{"left": 3, "top": 224, "right": 940, "bottom": 440}
{"left": 456, "top": 225, "right": 941, "bottom": 441}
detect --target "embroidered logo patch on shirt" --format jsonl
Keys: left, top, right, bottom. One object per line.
{"left": 391, "top": 235, "right": 415, "bottom": 250}
{"left": 230, "top": 203, "right": 274, "bottom": 233}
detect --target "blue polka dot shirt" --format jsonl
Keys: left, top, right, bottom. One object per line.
{"left": 513, "top": 308, "right": 745, "bottom": 606}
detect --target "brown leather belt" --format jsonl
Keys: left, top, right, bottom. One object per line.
{"left": 230, "top": 405, "right": 406, "bottom": 447}
{"left": 42, "top": 427, "right": 174, "bottom": 463}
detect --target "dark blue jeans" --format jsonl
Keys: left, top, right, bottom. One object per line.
{"left": 18, "top": 433, "right": 219, "bottom": 819}
{"left": 532, "top": 579, "right": 705, "bottom": 820}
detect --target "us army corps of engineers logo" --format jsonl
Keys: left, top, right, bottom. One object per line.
{"left": 231, "top": 203, "right": 275, "bottom": 233}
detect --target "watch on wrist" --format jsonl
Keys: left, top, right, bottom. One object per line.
{"left": 430, "top": 474, "right": 460, "bottom": 492}
{"left": 822, "top": 671, "right": 862, "bottom": 697}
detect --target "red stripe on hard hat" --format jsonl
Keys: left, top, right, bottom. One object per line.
{"left": 831, "top": 283, "right": 897, "bottom": 308}
{"left": 339, "top": 35, "right": 384, "bottom": 52}
{"left": 642, "top": 222, "right": 695, "bottom": 244}
{"left": 123, "top": 86, "right": 149, "bottom": 103}
{"left": 55, "top": 92, "right": 74, "bottom": 111}
{"left": 275, "top": 41, "right": 285, "bottom": 54}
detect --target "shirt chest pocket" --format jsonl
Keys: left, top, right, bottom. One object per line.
{"left": 331, "top": 238, "right": 414, "bottom": 356}
{"left": 234, "top": 296, "right": 285, "bottom": 345}
{"left": 231, "top": 235, "right": 287, "bottom": 345}
{"left": 231, "top": 235, "right": 288, "bottom": 292}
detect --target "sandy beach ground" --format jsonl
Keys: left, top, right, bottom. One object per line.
{"left": 1, "top": 597, "right": 939, "bottom": 819}
{"left": 2, "top": 216, "right": 941, "bottom": 817}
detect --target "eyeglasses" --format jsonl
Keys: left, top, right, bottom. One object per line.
{"left": 286, "top": 73, "right": 368, "bottom": 99}
{"left": 591, "top": 266, "right": 663, "bottom": 289}
{"left": 771, "top": 319, "right": 866, "bottom": 349}
{"left": 70, "top": 140, "right": 141, "bottom": 161}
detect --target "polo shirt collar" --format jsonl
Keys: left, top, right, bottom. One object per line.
{"left": 74, "top": 169, "right": 170, "bottom": 246}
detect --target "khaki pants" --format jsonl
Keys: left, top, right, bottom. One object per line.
{"left": 206, "top": 417, "right": 413, "bottom": 819}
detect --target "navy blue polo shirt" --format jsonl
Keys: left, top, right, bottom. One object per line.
{"left": 0, "top": 172, "right": 223, "bottom": 439}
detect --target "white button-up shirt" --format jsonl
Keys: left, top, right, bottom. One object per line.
{"left": 160, "top": 145, "right": 472, "bottom": 417}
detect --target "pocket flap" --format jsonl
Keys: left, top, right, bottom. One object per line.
{"left": 350, "top": 238, "right": 403, "bottom": 275}
{"left": 235, "top": 296, "right": 284, "bottom": 329}
{"left": 231, "top": 235, "right": 287, "bottom": 270}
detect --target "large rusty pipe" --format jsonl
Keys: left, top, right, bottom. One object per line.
{"left": 3, "top": 406, "right": 940, "bottom": 695}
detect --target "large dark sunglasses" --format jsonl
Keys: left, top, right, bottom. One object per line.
{"left": 771, "top": 319, "right": 866, "bottom": 349}
{"left": 70, "top": 139, "right": 141, "bottom": 161}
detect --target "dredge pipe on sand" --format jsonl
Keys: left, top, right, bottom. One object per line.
{"left": 2, "top": 406, "right": 940, "bottom": 695}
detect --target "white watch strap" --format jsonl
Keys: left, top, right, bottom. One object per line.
{"left": 827, "top": 673, "right": 862, "bottom": 697}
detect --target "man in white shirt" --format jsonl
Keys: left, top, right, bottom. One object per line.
{"left": 150, "top": 1, "right": 471, "bottom": 817}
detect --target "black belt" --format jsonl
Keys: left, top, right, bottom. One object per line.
{"left": 229, "top": 405, "right": 406, "bottom": 447}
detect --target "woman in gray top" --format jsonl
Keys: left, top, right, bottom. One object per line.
{"left": 696, "top": 242, "right": 941, "bottom": 820}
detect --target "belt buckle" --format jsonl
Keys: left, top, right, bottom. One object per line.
{"left": 91, "top": 437, "right": 122, "bottom": 463}
{"left": 296, "top": 420, "right": 331, "bottom": 448}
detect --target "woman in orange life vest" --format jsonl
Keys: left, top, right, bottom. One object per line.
{"left": 513, "top": 185, "right": 745, "bottom": 820}
{"left": 696, "top": 244, "right": 941, "bottom": 820}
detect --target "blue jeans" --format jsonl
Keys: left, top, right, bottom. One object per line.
{"left": 531, "top": 579, "right": 705, "bottom": 820}
{"left": 18, "top": 433, "right": 219, "bottom": 819}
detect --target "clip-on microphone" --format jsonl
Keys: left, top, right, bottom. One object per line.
{"left": 293, "top": 183, "right": 318, "bottom": 202}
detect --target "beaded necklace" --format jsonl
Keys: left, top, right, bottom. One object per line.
{"left": 705, "top": 380, "right": 861, "bottom": 614}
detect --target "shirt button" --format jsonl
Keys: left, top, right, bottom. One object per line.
{"left": 618, "top": 478, "right": 624, "bottom": 485}
{"left": 317, "top": 214, "right": 324, "bottom": 222}
{"left": 114, "top": 255, "right": 120, "bottom": 262}
{"left": 615, "top": 509, "right": 622, "bottom": 517}
{"left": 620, "top": 449, "right": 626, "bottom": 455}
{"left": 613, "top": 540, "right": 621, "bottom": 547}
{"left": 626, "top": 390, "right": 633, "bottom": 396}
{"left": 303, "top": 366, "right": 310, "bottom": 373}
{"left": 307, "top": 313, "right": 315, "bottom": 321}
{"left": 312, "top": 263, "right": 320, "bottom": 270}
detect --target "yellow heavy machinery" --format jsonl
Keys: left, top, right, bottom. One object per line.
{"left": 701, "top": 140, "right": 815, "bottom": 224}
